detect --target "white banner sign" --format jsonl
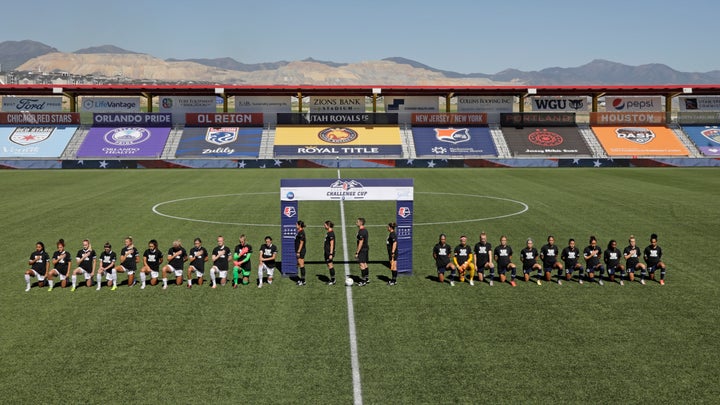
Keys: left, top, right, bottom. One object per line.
{"left": 457, "top": 96, "right": 514, "bottom": 123}
{"left": 605, "top": 96, "right": 663, "bottom": 112}
{"left": 309, "top": 96, "right": 365, "bottom": 113}
{"left": 235, "top": 95, "right": 291, "bottom": 124}
{"left": 281, "top": 179, "right": 413, "bottom": 201}
{"left": 2, "top": 96, "right": 63, "bottom": 112}
{"left": 159, "top": 96, "right": 217, "bottom": 124}
{"left": 678, "top": 96, "right": 720, "bottom": 111}
{"left": 531, "top": 96, "right": 589, "bottom": 112}
{"left": 81, "top": 97, "right": 141, "bottom": 113}
{"left": 385, "top": 96, "right": 438, "bottom": 124}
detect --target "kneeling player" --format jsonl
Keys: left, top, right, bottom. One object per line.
{"left": 210, "top": 236, "right": 231, "bottom": 288}
{"left": 71, "top": 239, "right": 96, "bottom": 291}
{"left": 603, "top": 240, "right": 625, "bottom": 285}
{"left": 140, "top": 240, "right": 162, "bottom": 289}
{"left": 453, "top": 235, "right": 475, "bottom": 285}
{"left": 623, "top": 235, "right": 646, "bottom": 284}
{"left": 115, "top": 237, "right": 139, "bottom": 287}
{"left": 583, "top": 236, "right": 605, "bottom": 285}
{"left": 520, "top": 238, "right": 542, "bottom": 284}
{"left": 644, "top": 233, "right": 667, "bottom": 285}
{"left": 162, "top": 239, "right": 187, "bottom": 289}
{"left": 540, "top": 235, "right": 564, "bottom": 284}
{"left": 48, "top": 239, "right": 70, "bottom": 290}
{"left": 187, "top": 238, "right": 208, "bottom": 288}
{"left": 258, "top": 236, "right": 277, "bottom": 288}
{"left": 233, "top": 235, "right": 253, "bottom": 287}
{"left": 24, "top": 241, "right": 49, "bottom": 291}
{"left": 473, "top": 232, "right": 494, "bottom": 284}
{"left": 97, "top": 242, "right": 117, "bottom": 291}
{"left": 561, "top": 239, "right": 584, "bottom": 284}
{"left": 494, "top": 236, "right": 517, "bottom": 287}
{"left": 432, "top": 234, "right": 456, "bottom": 285}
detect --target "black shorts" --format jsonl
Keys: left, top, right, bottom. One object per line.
{"left": 324, "top": 253, "right": 334, "bottom": 264}
{"left": 357, "top": 250, "right": 369, "bottom": 263}
{"left": 296, "top": 250, "right": 306, "bottom": 259}
{"left": 388, "top": 251, "right": 397, "bottom": 261}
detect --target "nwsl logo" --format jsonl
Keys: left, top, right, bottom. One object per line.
{"left": 701, "top": 127, "right": 720, "bottom": 145}
{"left": 435, "top": 128, "right": 470, "bottom": 144}
{"left": 398, "top": 207, "right": 412, "bottom": 218}
{"left": 206, "top": 127, "right": 238, "bottom": 145}
{"left": 283, "top": 206, "right": 297, "bottom": 218}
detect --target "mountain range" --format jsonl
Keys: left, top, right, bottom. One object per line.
{"left": 2, "top": 40, "right": 720, "bottom": 85}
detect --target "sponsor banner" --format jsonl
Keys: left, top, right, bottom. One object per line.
{"left": 411, "top": 113, "right": 487, "bottom": 126}
{"left": 396, "top": 200, "right": 413, "bottom": 275}
{"left": 591, "top": 126, "right": 689, "bottom": 156}
{"left": 185, "top": 113, "right": 263, "bottom": 126}
{"left": 605, "top": 96, "right": 663, "bottom": 112}
{"left": 680, "top": 125, "right": 720, "bottom": 156}
{"left": 0, "top": 112, "right": 80, "bottom": 125}
{"left": 81, "top": 97, "right": 141, "bottom": 113}
{"left": 235, "top": 96, "right": 292, "bottom": 113}
{"left": 676, "top": 112, "right": 720, "bottom": 125}
{"left": 280, "top": 178, "right": 414, "bottom": 201}
{"left": 175, "top": 127, "right": 262, "bottom": 157}
{"left": 457, "top": 96, "right": 514, "bottom": 112}
{"left": 501, "top": 127, "right": 592, "bottom": 156}
{"left": 412, "top": 127, "right": 497, "bottom": 157}
{"left": 385, "top": 96, "right": 438, "bottom": 123}
{"left": 159, "top": 96, "right": 216, "bottom": 123}
{"left": 309, "top": 96, "right": 366, "bottom": 113}
{"left": 2, "top": 96, "right": 63, "bottom": 112}
{"left": 276, "top": 113, "right": 397, "bottom": 125}
{"left": 501, "top": 113, "right": 576, "bottom": 127}
{"left": 77, "top": 127, "right": 171, "bottom": 157}
{"left": 93, "top": 113, "right": 172, "bottom": 127}
{"left": 679, "top": 96, "right": 720, "bottom": 111}
{"left": 274, "top": 126, "right": 402, "bottom": 156}
{"left": 280, "top": 200, "right": 299, "bottom": 275}
{"left": 589, "top": 112, "right": 666, "bottom": 125}
{"left": 531, "top": 96, "right": 589, "bottom": 112}
{"left": 0, "top": 126, "right": 77, "bottom": 158}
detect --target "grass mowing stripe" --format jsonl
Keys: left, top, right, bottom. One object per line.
{"left": 338, "top": 168, "right": 364, "bottom": 404}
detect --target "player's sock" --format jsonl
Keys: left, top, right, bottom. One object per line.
{"left": 71, "top": 275, "right": 77, "bottom": 288}
{"left": 391, "top": 270, "right": 397, "bottom": 281}
{"left": 25, "top": 274, "right": 31, "bottom": 289}
{"left": 362, "top": 268, "right": 369, "bottom": 282}
{"left": 162, "top": 278, "right": 168, "bottom": 287}
{"left": 210, "top": 268, "right": 216, "bottom": 286}
{"left": 96, "top": 273, "right": 102, "bottom": 287}
{"left": 660, "top": 269, "right": 666, "bottom": 280}
{"left": 48, "top": 279, "right": 54, "bottom": 288}
{"left": 187, "top": 277, "right": 192, "bottom": 286}
{"left": 300, "top": 267, "right": 306, "bottom": 282}
{"left": 140, "top": 271, "right": 147, "bottom": 286}
{"left": 329, "top": 267, "right": 335, "bottom": 280}
{"left": 232, "top": 267, "right": 239, "bottom": 285}
{"left": 511, "top": 268, "right": 517, "bottom": 280}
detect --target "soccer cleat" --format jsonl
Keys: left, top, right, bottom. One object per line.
{"left": 233, "top": 283, "right": 238, "bottom": 289}
{"left": 327, "top": 279, "right": 336, "bottom": 286}
{"left": 387, "top": 280, "right": 397, "bottom": 286}
{"left": 579, "top": 279, "right": 584, "bottom": 285}
{"left": 620, "top": 280, "right": 624, "bottom": 286}
{"left": 469, "top": 279, "right": 475, "bottom": 286}
{"left": 111, "top": 285, "right": 117, "bottom": 291}
{"left": 640, "top": 279, "right": 646, "bottom": 285}
{"left": 141, "top": 284, "right": 146, "bottom": 289}
{"left": 71, "top": 286, "right": 76, "bottom": 292}
{"left": 130, "top": 280, "right": 137, "bottom": 287}
{"left": 357, "top": 281, "right": 367, "bottom": 287}
{"left": 211, "top": 284, "right": 216, "bottom": 289}
{"left": 536, "top": 279, "right": 542, "bottom": 286}
{"left": 449, "top": 280, "right": 455, "bottom": 287}
{"left": 660, "top": 279, "right": 665, "bottom": 286}
{"left": 598, "top": 279, "right": 604, "bottom": 286}
{"left": 258, "top": 284, "right": 262, "bottom": 288}
{"left": 96, "top": 286, "right": 101, "bottom": 291}
{"left": 48, "top": 286, "right": 53, "bottom": 292}
{"left": 557, "top": 279, "right": 562, "bottom": 285}
{"left": 25, "top": 285, "right": 31, "bottom": 292}
{"left": 267, "top": 279, "right": 273, "bottom": 285}
{"left": 489, "top": 279, "right": 494, "bottom": 286}
{"left": 510, "top": 281, "right": 517, "bottom": 287}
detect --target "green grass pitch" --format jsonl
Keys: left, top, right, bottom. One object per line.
{"left": 1, "top": 167, "right": 718, "bottom": 404}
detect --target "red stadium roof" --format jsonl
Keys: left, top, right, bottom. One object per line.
{"left": 2, "top": 84, "right": 720, "bottom": 97}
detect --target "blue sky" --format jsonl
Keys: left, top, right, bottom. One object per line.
{"left": 3, "top": 0, "right": 718, "bottom": 74}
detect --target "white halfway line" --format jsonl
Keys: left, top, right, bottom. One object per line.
{"left": 337, "top": 169, "right": 363, "bottom": 405}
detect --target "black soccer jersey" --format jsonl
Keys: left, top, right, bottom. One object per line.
{"left": 453, "top": 244, "right": 472, "bottom": 265}
{"left": 234, "top": 243, "right": 253, "bottom": 270}
{"left": 540, "top": 244, "right": 559, "bottom": 268}
{"left": 494, "top": 245, "right": 513, "bottom": 268}
{"left": 604, "top": 247, "right": 622, "bottom": 268}
{"left": 433, "top": 243, "right": 452, "bottom": 267}
{"left": 52, "top": 250, "right": 70, "bottom": 275}
{"left": 561, "top": 246, "right": 580, "bottom": 268}
{"left": 144, "top": 248, "right": 162, "bottom": 272}
{"left": 584, "top": 246, "right": 602, "bottom": 268}
{"left": 30, "top": 250, "right": 50, "bottom": 275}
{"left": 212, "top": 246, "right": 231, "bottom": 270}
{"left": 474, "top": 242, "right": 492, "bottom": 265}
{"left": 260, "top": 243, "right": 278, "bottom": 267}
{"left": 295, "top": 229, "right": 306, "bottom": 254}
{"left": 520, "top": 247, "right": 539, "bottom": 269}
{"left": 76, "top": 248, "right": 96, "bottom": 272}
{"left": 100, "top": 251, "right": 117, "bottom": 270}
{"left": 120, "top": 246, "right": 139, "bottom": 270}
{"left": 387, "top": 231, "right": 397, "bottom": 255}
{"left": 167, "top": 247, "right": 187, "bottom": 269}
{"left": 357, "top": 228, "right": 369, "bottom": 252}
{"left": 324, "top": 230, "right": 336, "bottom": 256}
{"left": 189, "top": 246, "right": 209, "bottom": 271}
{"left": 644, "top": 245, "right": 663, "bottom": 267}
{"left": 624, "top": 245, "right": 641, "bottom": 269}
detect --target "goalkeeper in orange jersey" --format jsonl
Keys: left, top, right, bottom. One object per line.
{"left": 453, "top": 235, "right": 477, "bottom": 285}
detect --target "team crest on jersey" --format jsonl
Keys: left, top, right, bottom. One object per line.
{"left": 616, "top": 127, "right": 655, "bottom": 144}
{"left": 206, "top": 127, "right": 238, "bottom": 145}
{"left": 10, "top": 126, "right": 54, "bottom": 145}
{"left": 398, "top": 207, "right": 412, "bottom": 218}
{"left": 701, "top": 127, "right": 720, "bottom": 144}
{"left": 283, "top": 206, "right": 297, "bottom": 218}
{"left": 528, "top": 129, "right": 564, "bottom": 147}
{"left": 435, "top": 128, "right": 470, "bottom": 144}
{"left": 318, "top": 127, "right": 358, "bottom": 144}
{"left": 104, "top": 127, "right": 151, "bottom": 146}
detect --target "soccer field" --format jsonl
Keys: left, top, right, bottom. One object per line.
{"left": 1, "top": 167, "right": 719, "bottom": 404}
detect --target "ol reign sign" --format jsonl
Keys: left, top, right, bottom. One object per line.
{"left": 280, "top": 178, "right": 414, "bottom": 276}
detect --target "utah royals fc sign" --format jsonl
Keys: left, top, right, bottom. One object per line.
{"left": 280, "top": 178, "right": 414, "bottom": 276}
